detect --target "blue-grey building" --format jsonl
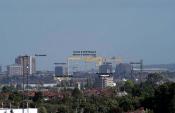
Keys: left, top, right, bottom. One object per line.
{"left": 99, "top": 62, "right": 112, "bottom": 73}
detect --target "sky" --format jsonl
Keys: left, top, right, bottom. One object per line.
{"left": 0, "top": 0, "right": 175, "bottom": 70}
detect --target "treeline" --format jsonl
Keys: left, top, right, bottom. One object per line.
{"left": 0, "top": 73, "right": 174, "bottom": 113}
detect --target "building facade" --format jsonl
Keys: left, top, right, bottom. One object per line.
{"left": 99, "top": 62, "right": 113, "bottom": 73}
{"left": 55, "top": 63, "right": 67, "bottom": 76}
{"left": 95, "top": 74, "right": 115, "bottom": 88}
{"left": 7, "top": 64, "right": 23, "bottom": 76}
{"left": 115, "top": 63, "right": 131, "bottom": 78}
{"left": 15, "top": 55, "right": 36, "bottom": 75}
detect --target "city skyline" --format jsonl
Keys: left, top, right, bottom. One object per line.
{"left": 0, "top": 0, "right": 175, "bottom": 70}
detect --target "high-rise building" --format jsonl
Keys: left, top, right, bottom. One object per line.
{"left": 115, "top": 63, "right": 131, "bottom": 78}
{"left": 55, "top": 63, "right": 67, "bottom": 76}
{"left": 15, "top": 55, "right": 36, "bottom": 75}
{"left": 99, "top": 62, "right": 112, "bottom": 73}
{"left": 7, "top": 64, "right": 23, "bottom": 76}
{"left": 55, "top": 66, "right": 64, "bottom": 75}
{"left": 96, "top": 63, "right": 115, "bottom": 88}
{"left": 95, "top": 74, "right": 115, "bottom": 88}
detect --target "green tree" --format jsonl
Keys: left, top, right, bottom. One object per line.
{"left": 72, "top": 88, "right": 82, "bottom": 99}
{"left": 142, "top": 83, "right": 175, "bottom": 113}
{"left": 154, "top": 83, "right": 175, "bottom": 113}
{"left": 8, "top": 92, "right": 22, "bottom": 106}
{"left": 56, "top": 104, "right": 70, "bottom": 113}
{"left": 140, "top": 82, "right": 155, "bottom": 98}
{"left": 83, "top": 103, "right": 96, "bottom": 113}
{"left": 119, "top": 96, "right": 134, "bottom": 112}
{"left": 39, "top": 106, "right": 47, "bottom": 113}
{"left": 1, "top": 86, "right": 17, "bottom": 93}
{"left": 124, "top": 80, "right": 134, "bottom": 94}
{"left": 33, "top": 92, "right": 43, "bottom": 103}
{"left": 147, "top": 73, "right": 164, "bottom": 85}
{"left": 132, "top": 84, "right": 141, "bottom": 97}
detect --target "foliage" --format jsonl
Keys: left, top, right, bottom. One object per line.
{"left": 72, "top": 87, "right": 83, "bottom": 99}
{"left": 1, "top": 86, "right": 17, "bottom": 93}
{"left": 39, "top": 106, "right": 47, "bottom": 113}
{"left": 153, "top": 83, "right": 175, "bottom": 113}
{"left": 8, "top": 92, "right": 22, "bottom": 106}
{"left": 142, "top": 82, "right": 175, "bottom": 113}
{"left": 0, "top": 73, "right": 174, "bottom": 113}
{"left": 147, "top": 73, "right": 164, "bottom": 85}
{"left": 32, "top": 91, "right": 43, "bottom": 104}
{"left": 119, "top": 96, "right": 134, "bottom": 112}
{"left": 124, "top": 80, "right": 134, "bottom": 94}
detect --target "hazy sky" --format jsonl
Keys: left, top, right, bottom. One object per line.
{"left": 0, "top": 0, "right": 175, "bottom": 70}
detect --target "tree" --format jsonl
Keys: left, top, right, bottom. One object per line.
{"left": 140, "top": 83, "right": 155, "bottom": 98}
{"left": 1, "top": 86, "right": 17, "bottom": 93}
{"left": 72, "top": 88, "right": 82, "bottom": 99}
{"left": 119, "top": 97, "right": 134, "bottom": 112}
{"left": 154, "top": 83, "right": 175, "bottom": 113}
{"left": 56, "top": 104, "right": 70, "bottom": 113}
{"left": 83, "top": 103, "right": 96, "bottom": 113}
{"left": 132, "top": 84, "right": 141, "bottom": 97}
{"left": 142, "top": 83, "right": 175, "bottom": 113}
{"left": 8, "top": 92, "right": 22, "bottom": 106}
{"left": 39, "top": 106, "right": 47, "bottom": 113}
{"left": 33, "top": 92, "right": 43, "bottom": 103}
{"left": 147, "top": 73, "right": 164, "bottom": 85}
{"left": 124, "top": 80, "right": 134, "bottom": 94}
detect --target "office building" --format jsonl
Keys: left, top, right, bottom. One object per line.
{"left": 99, "top": 62, "right": 112, "bottom": 73}
{"left": 15, "top": 55, "right": 36, "bottom": 75}
{"left": 115, "top": 63, "right": 131, "bottom": 78}
{"left": 7, "top": 64, "right": 23, "bottom": 76}
{"left": 95, "top": 74, "right": 115, "bottom": 88}
{"left": 55, "top": 63, "right": 67, "bottom": 76}
{"left": 55, "top": 66, "right": 64, "bottom": 75}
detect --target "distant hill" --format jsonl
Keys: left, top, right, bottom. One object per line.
{"left": 144, "top": 63, "right": 175, "bottom": 72}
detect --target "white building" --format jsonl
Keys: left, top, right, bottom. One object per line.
{"left": 95, "top": 74, "right": 115, "bottom": 88}
{"left": 7, "top": 64, "right": 23, "bottom": 76}
{"left": 15, "top": 55, "right": 36, "bottom": 75}
{"left": 0, "top": 108, "right": 38, "bottom": 113}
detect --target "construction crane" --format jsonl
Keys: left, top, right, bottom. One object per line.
{"left": 54, "top": 63, "right": 66, "bottom": 65}
{"left": 35, "top": 54, "right": 47, "bottom": 57}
